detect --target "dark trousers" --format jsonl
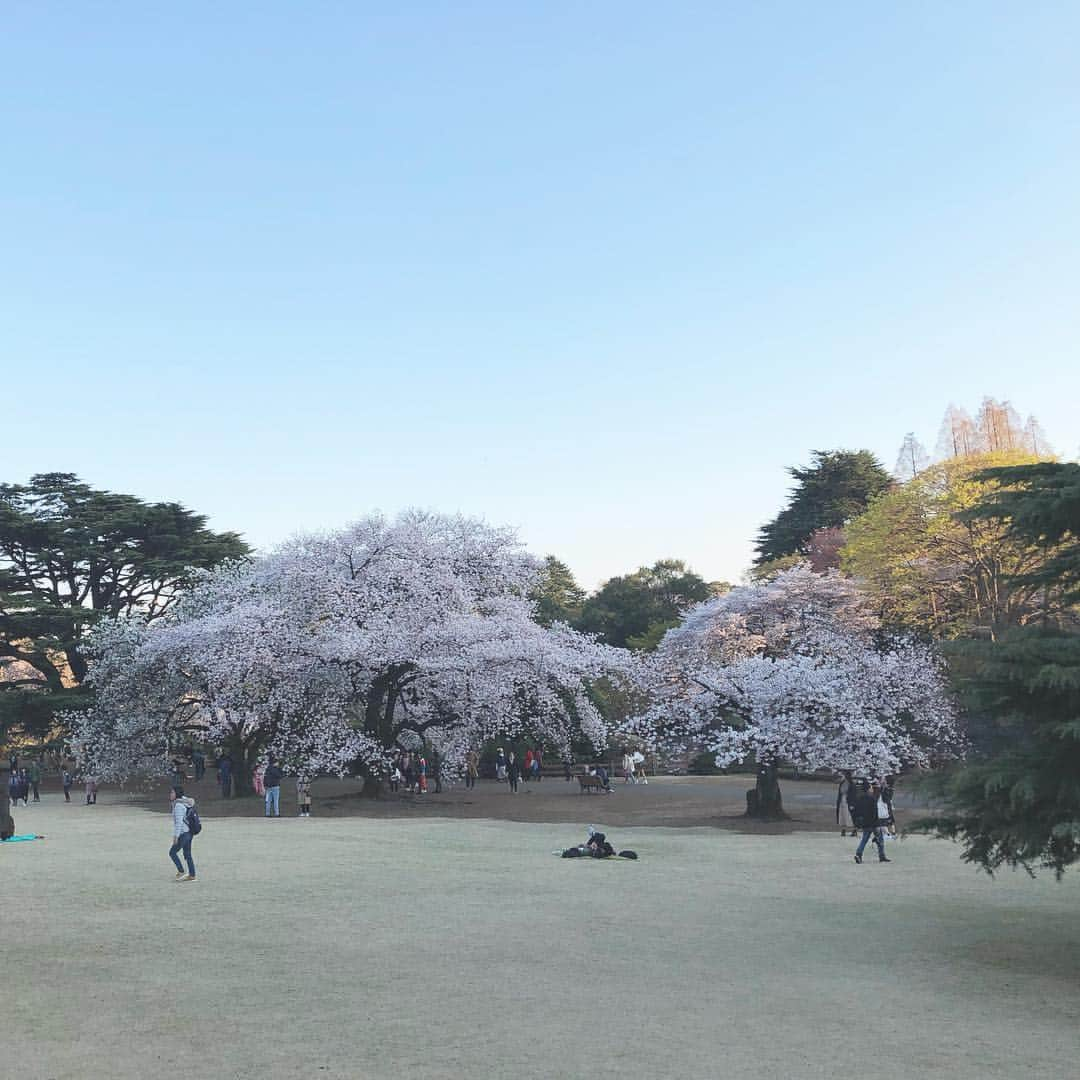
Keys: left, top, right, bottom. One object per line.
{"left": 31, "top": 782, "right": 40, "bottom": 801}
{"left": 465, "top": 773, "right": 475, "bottom": 789}
{"left": 856, "top": 828, "right": 885, "bottom": 859}
{"left": 169, "top": 833, "right": 195, "bottom": 876}
{"left": 63, "top": 786, "right": 71, "bottom": 802}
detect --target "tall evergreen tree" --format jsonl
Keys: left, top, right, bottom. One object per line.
{"left": 913, "top": 461, "right": 1080, "bottom": 877}
{"left": 0, "top": 473, "right": 249, "bottom": 747}
{"left": 754, "top": 450, "right": 891, "bottom": 566}
{"left": 531, "top": 555, "right": 586, "bottom": 627}
{"left": 961, "top": 462, "right": 1080, "bottom": 605}
{"left": 915, "top": 629, "right": 1080, "bottom": 877}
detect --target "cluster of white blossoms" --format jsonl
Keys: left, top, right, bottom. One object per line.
{"left": 72, "top": 511, "right": 634, "bottom": 782}
{"left": 622, "top": 566, "right": 963, "bottom": 775}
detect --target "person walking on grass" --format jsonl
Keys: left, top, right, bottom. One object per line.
{"left": 465, "top": 749, "right": 479, "bottom": 790}
{"left": 29, "top": 760, "right": 41, "bottom": 802}
{"left": 169, "top": 785, "right": 197, "bottom": 882}
{"left": 507, "top": 751, "right": 521, "bottom": 793}
{"left": 62, "top": 765, "right": 73, "bottom": 803}
{"left": 853, "top": 781, "right": 890, "bottom": 864}
{"left": 84, "top": 773, "right": 97, "bottom": 805}
{"left": 622, "top": 751, "right": 636, "bottom": 784}
{"left": 263, "top": 757, "right": 283, "bottom": 817}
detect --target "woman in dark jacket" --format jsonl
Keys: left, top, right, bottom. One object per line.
{"left": 507, "top": 752, "right": 521, "bottom": 794}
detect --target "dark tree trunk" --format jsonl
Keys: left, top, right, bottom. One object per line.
{"left": 224, "top": 735, "right": 260, "bottom": 797}
{"left": 355, "top": 762, "right": 386, "bottom": 799}
{"left": 745, "top": 762, "right": 788, "bottom": 820}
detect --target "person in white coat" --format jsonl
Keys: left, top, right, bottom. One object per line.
{"left": 169, "top": 785, "right": 197, "bottom": 882}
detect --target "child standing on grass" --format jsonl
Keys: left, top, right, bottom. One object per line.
{"left": 297, "top": 775, "right": 312, "bottom": 817}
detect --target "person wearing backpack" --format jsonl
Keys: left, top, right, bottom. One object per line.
{"left": 169, "top": 785, "right": 198, "bottom": 882}
{"left": 263, "top": 757, "right": 283, "bottom": 817}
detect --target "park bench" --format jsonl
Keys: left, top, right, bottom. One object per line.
{"left": 577, "top": 773, "right": 607, "bottom": 794}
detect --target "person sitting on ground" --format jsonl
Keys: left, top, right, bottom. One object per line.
{"left": 559, "top": 826, "right": 637, "bottom": 859}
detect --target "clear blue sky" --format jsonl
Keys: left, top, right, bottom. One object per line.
{"left": 4, "top": 3, "right": 1078, "bottom": 588}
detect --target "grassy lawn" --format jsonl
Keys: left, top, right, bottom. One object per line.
{"left": 5, "top": 791, "right": 1079, "bottom": 1079}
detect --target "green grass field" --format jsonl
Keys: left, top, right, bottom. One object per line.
{"left": 6, "top": 794, "right": 1079, "bottom": 1079}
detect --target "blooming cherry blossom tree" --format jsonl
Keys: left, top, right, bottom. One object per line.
{"left": 624, "top": 566, "right": 963, "bottom": 818}
{"left": 73, "top": 512, "right": 633, "bottom": 792}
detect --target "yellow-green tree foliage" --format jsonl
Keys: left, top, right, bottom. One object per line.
{"left": 842, "top": 451, "right": 1061, "bottom": 638}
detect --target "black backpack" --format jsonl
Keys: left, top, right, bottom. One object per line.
{"left": 185, "top": 804, "right": 202, "bottom": 836}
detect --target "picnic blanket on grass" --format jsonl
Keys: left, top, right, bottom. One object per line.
{"left": 1, "top": 834, "right": 44, "bottom": 843}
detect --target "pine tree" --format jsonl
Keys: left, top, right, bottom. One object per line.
{"left": 962, "top": 462, "right": 1080, "bottom": 604}
{"left": 754, "top": 450, "right": 891, "bottom": 565}
{"left": 914, "top": 461, "right": 1080, "bottom": 876}
{"left": 915, "top": 630, "right": 1080, "bottom": 877}
{"left": 531, "top": 556, "right": 586, "bottom": 627}
{"left": 0, "top": 473, "right": 249, "bottom": 748}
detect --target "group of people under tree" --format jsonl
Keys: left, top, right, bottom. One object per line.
{"left": 389, "top": 749, "right": 441, "bottom": 794}
{"left": 8, "top": 755, "right": 92, "bottom": 805}
{"left": 621, "top": 750, "right": 648, "bottom": 784}
{"left": 165, "top": 746, "right": 312, "bottom": 817}
{"left": 494, "top": 745, "right": 544, "bottom": 792}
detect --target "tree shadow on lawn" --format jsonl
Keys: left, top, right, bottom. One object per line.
{"left": 124, "top": 773, "right": 833, "bottom": 834}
